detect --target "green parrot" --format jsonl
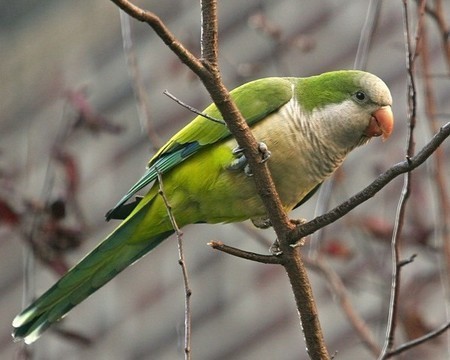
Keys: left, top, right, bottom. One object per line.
{"left": 12, "top": 70, "right": 393, "bottom": 344}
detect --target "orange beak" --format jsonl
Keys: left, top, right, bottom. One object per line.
{"left": 364, "top": 106, "right": 394, "bottom": 141}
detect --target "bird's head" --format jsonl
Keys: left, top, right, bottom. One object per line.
{"left": 351, "top": 71, "right": 394, "bottom": 141}
{"left": 297, "top": 70, "right": 394, "bottom": 150}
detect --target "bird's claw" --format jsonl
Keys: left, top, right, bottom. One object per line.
{"left": 257, "top": 142, "right": 271, "bottom": 164}
{"left": 269, "top": 239, "right": 282, "bottom": 256}
{"left": 290, "top": 218, "right": 307, "bottom": 226}
{"left": 289, "top": 218, "right": 308, "bottom": 248}
{"left": 228, "top": 142, "right": 271, "bottom": 176}
{"left": 231, "top": 146, "right": 244, "bottom": 156}
{"left": 251, "top": 216, "right": 272, "bottom": 229}
{"left": 290, "top": 238, "right": 306, "bottom": 248}
{"left": 228, "top": 152, "right": 248, "bottom": 171}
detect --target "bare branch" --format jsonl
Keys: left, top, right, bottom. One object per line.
{"left": 119, "top": 10, "right": 161, "bottom": 150}
{"left": 163, "top": 90, "right": 226, "bottom": 125}
{"left": 384, "top": 321, "right": 450, "bottom": 358}
{"left": 421, "top": 0, "right": 450, "bottom": 71}
{"left": 353, "top": 0, "right": 382, "bottom": 70}
{"left": 200, "top": 0, "right": 219, "bottom": 68}
{"left": 419, "top": 5, "right": 450, "bottom": 297}
{"left": 208, "top": 240, "right": 283, "bottom": 264}
{"left": 397, "top": 253, "right": 417, "bottom": 268}
{"left": 281, "top": 246, "right": 330, "bottom": 359}
{"left": 378, "top": 1, "right": 424, "bottom": 357}
{"left": 157, "top": 170, "right": 192, "bottom": 359}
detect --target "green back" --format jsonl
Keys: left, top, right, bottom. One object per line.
{"left": 106, "top": 77, "right": 294, "bottom": 219}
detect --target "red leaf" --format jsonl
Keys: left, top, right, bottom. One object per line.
{"left": 321, "top": 239, "right": 353, "bottom": 259}
{"left": 0, "top": 198, "right": 20, "bottom": 226}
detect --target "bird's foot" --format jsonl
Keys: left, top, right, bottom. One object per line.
{"left": 269, "top": 239, "right": 282, "bottom": 256}
{"left": 228, "top": 142, "right": 271, "bottom": 176}
{"left": 290, "top": 218, "right": 307, "bottom": 226}
{"left": 256, "top": 142, "right": 271, "bottom": 163}
{"left": 289, "top": 218, "right": 308, "bottom": 248}
{"left": 251, "top": 216, "right": 272, "bottom": 229}
{"left": 228, "top": 147, "right": 251, "bottom": 174}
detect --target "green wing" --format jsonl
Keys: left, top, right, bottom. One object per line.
{"left": 106, "top": 77, "right": 293, "bottom": 220}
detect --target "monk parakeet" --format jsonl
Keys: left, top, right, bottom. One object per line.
{"left": 12, "top": 70, "right": 393, "bottom": 344}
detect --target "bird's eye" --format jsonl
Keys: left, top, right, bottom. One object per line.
{"left": 354, "top": 91, "right": 366, "bottom": 101}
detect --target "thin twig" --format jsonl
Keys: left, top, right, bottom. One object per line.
{"left": 384, "top": 320, "right": 450, "bottom": 358}
{"left": 378, "top": 1, "right": 423, "bottom": 357}
{"left": 397, "top": 253, "right": 417, "bottom": 268}
{"left": 25, "top": 107, "right": 72, "bottom": 303}
{"left": 163, "top": 90, "right": 226, "bottom": 125}
{"left": 354, "top": 0, "right": 382, "bottom": 70}
{"left": 208, "top": 240, "right": 283, "bottom": 264}
{"left": 421, "top": 0, "right": 450, "bottom": 71}
{"left": 20, "top": 100, "right": 83, "bottom": 355}
{"left": 156, "top": 170, "right": 192, "bottom": 360}
{"left": 419, "top": 6, "right": 450, "bottom": 357}
{"left": 119, "top": 10, "right": 161, "bottom": 150}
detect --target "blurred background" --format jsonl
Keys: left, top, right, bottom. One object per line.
{"left": 1, "top": 0, "right": 449, "bottom": 359}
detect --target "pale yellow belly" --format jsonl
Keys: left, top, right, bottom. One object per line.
{"left": 164, "top": 114, "right": 323, "bottom": 224}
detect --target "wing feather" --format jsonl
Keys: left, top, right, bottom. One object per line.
{"left": 106, "top": 77, "right": 293, "bottom": 220}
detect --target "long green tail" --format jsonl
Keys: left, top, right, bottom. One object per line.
{"left": 12, "top": 204, "right": 173, "bottom": 344}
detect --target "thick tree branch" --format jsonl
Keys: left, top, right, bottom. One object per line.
{"left": 110, "top": 1, "right": 329, "bottom": 358}
{"left": 200, "top": 0, "right": 219, "bottom": 68}
{"left": 282, "top": 247, "right": 329, "bottom": 359}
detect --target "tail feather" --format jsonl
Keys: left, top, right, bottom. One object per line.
{"left": 12, "top": 205, "right": 174, "bottom": 344}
